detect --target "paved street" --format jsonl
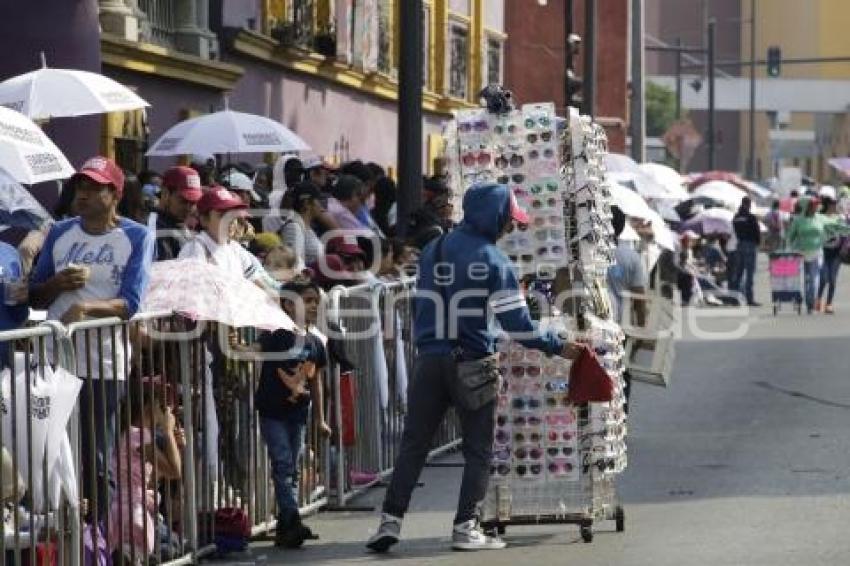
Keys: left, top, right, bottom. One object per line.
{"left": 227, "top": 263, "right": 850, "bottom": 565}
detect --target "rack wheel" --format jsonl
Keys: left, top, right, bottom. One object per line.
{"left": 580, "top": 525, "right": 593, "bottom": 543}
{"left": 615, "top": 506, "right": 625, "bottom": 532}
{"left": 497, "top": 524, "right": 506, "bottom": 536}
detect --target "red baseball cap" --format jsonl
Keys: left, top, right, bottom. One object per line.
{"left": 74, "top": 156, "right": 125, "bottom": 197}
{"left": 327, "top": 235, "right": 366, "bottom": 259}
{"left": 509, "top": 189, "right": 530, "bottom": 225}
{"left": 196, "top": 186, "right": 248, "bottom": 214}
{"left": 162, "top": 166, "right": 203, "bottom": 202}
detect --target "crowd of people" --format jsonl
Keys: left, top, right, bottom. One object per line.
{"left": 0, "top": 151, "right": 466, "bottom": 561}
{"left": 673, "top": 185, "right": 850, "bottom": 313}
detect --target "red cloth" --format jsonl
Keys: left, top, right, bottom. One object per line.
{"left": 567, "top": 345, "right": 614, "bottom": 404}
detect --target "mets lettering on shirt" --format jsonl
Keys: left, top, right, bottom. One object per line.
{"left": 57, "top": 242, "right": 116, "bottom": 269}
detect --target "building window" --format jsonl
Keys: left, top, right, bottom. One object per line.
{"left": 448, "top": 22, "right": 469, "bottom": 99}
{"left": 292, "top": 0, "right": 315, "bottom": 49}
{"left": 138, "top": 0, "right": 177, "bottom": 48}
{"left": 486, "top": 37, "right": 503, "bottom": 87}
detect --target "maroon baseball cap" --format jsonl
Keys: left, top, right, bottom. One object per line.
{"left": 327, "top": 235, "right": 366, "bottom": 259}
{"left": 509, "top": 189, "right": 530, "bottom": 225}
{"left": 162, "top": 166, "right": 203, "bottom": 202}
{"left": 74, "top": 156, "right": 125, "bottom": 197}
{"left": 196, "top": 186, "right": 248, "bottom": 214}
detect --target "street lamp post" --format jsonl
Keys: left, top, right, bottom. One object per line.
{"left": 396, "top": 0, "right": 423, "bottom": 239}
{"left": 748, "top": 0, "right": 757, "bottom": 179}
{"left": 708, "top": 18, "right": 716, "bottom": 170}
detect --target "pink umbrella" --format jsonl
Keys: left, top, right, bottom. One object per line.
{"left": 141, "top": 259, "right": 295, "bottom": 330}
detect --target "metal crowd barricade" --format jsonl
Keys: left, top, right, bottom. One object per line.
{"left": 325, "top": 278, "right": 461, "bottom": 508}
{"left": 0, "top": 321, "right": 79, "bottom": 565}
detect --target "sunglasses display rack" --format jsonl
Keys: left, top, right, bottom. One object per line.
{"left": 442, "top": 101, "right": 627, "bottom": 539}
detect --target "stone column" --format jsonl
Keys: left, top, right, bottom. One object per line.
{"left": 99, "top": 0, "right": 139, "bottom": 41}
{"left": 175, "top": 0, "right": 216, "bottom": 58}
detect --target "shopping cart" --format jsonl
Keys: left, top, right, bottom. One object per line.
{"left": 769, "top": 252, "right": 804, "bottom": 315}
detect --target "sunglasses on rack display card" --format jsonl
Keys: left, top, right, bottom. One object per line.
{"left": 524, "top": 115, "right": 552, "bottom": 129}
{"left": 458, "top": 118, "right": 489, "bottom": 133}
{"left": 509, "top": 349, "right": 543, "bottom": 363}
{"left": 512, "top": 396, "right": 542, "bottom": 411}
{"left": 509, "top": 365, "right": 542, "bottom": 378}
{"left": 512, "top": 415, "right": 543, "bottom": 427}
{"left": 514, "top": 429, "right": 543, "bottom": 443}
{"left": 463, "top": 171, "right": 494, "bottom": 184}
{"left": 548, "top": 429, "right": 576, "bottom": 443}
{"left": 534, "top": 228, "right": 566, "bottom": 242}
{"left": 502, "top": 237, "right": 532, "bottom": 251}
{"left": 544, "top": 380, "right": 569, "bottom": 393}
{"left": 508, "top": 380, "right": 543, "bottom": 396}
{"left": 493, "top": 122, "right": 520, "bottom": 136}
{"left": 533, "top": 215, "right": 563, "bottom": 228}
{"left": 498, "top": 173, "right": 526, "bottom": 185}
{"left": 548, "top": 461, "right": 575, "bottom": 475}
{"left": 537, "top": 245, "right": 566, "bottom": 260}
{"left": 495, "top": 428, "right": 511, "bottom": 444}
{"left": 530, "top": 180, "right": 560, "bottom": 195}
{"left": 531, "top": 197, "right": 560, "bottom": 210}
{"left": 492, "top": 445, "right": 511, "bottom": 462}
{"left": 491, "top": 463, "right": 511, "bottom": 476}
{"left": 495, "top": 153, "right": 525, "bottom": 169}
{"left": 508, "top": 254, "right": 536, "bottom": 264}
{"left": 545, "top": 411, "right": 577, "bottom": 426}
{"left": 528, "top": 147, "right": 556, "bottom": 161}
{"left": 461, "top": 150, "right": 492, "bottom": 168}
{"left": 546, "top": 395, "right": 570, "bottom": 409}
{"left": 515, "top": 463, "right": 544, "bottom": 478}
{"left": 514, "top": 446, "right": 544, "bottom": 461}
{"left": 527, "top": 131, "right": 554, "bottom": 144}
{"left": 547, "top": 446, "right": 576, "bottom": 457}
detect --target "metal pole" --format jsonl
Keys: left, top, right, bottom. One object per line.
{"left": 630, "top": 0, "right": 645, "bottom": 162}
{"left": 707, "top": 18, "right": 716, "bottom": 170}
{"left": 178, "top": 340, "right": 198, "bottom": 558}
{"left": 396, "top": 0, "right": 423, "bottom": 239}
{"left": 583, "top": 0, "right": 597, "bottom": 118}
{"left": 675, "top": 37, "right": 683, "bottom": 119}
{"left": 565, "top": 0, "right": 573, "bottom": 114}
{"left": 748, "top": 0, "right": 757, "bottom": 178}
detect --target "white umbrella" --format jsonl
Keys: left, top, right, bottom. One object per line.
{"left": 638, "top": 162, "right": 690, "bottom": 201}
{"left": 0, "top": 106, "right": 75, "bottom": 184}
{"left": 610, "top": 182, "right": 655, "bottom": 220}
{"left": 682, "top": 207, "right": 734, "bottom": 235}
{"left": 0, "top": 54, "right": 149, "bottom": 120}
{"left": 692, "top": 180, "right": 747, "bottom": 209}
{"left": 0, "top": 169, "right": 52, "bottom": 231}
{"left": 147, "top": 106, "right": 311, "bottom": 156}
{"left": 645, "top": 209, "right": 678, "bottom": 251}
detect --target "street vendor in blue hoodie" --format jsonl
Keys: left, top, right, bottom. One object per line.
{"left": 367, "top": 182, "right": 582, "bottom": 553}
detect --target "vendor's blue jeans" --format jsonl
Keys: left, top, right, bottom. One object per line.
{"left": 803, "top": 258, "right": 822, "bottom": 311}
{"left": 260, "top": 415, "right": 306, "bottom": 524}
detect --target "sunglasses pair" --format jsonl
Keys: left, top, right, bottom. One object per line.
{"left": 547, "top": 446, "right": 575, "bottom": 457}
{"left": 512, "top": 414, "right": 542, "bottom": 427}
{"left": 548, "top": 429, "right": 576, "bottom": 442}
{"left": 530, "top": 181, "right": 560, "bottom": 194}
{"left": 493, "top": 122, "right": 519, "bottom": 136}
{"left": 544, "top": 380, "right": 568, "bottom": 393}
{"left": 533, "top": 215, "right": 563, "bottom": 228}
{"left": 498, "top": 173, "right": 525, "bottom": 184}
{"left": 537, "top": 245, "right": 565, "bottom": 259}
{"left": 495, "top": 153, "right": 524, "bottom": 169}
{"left": 534, "top": 229, "right": 565, "bottom": 242}
{"left": 515, "top": 463, "right": 544, "bottom": 477}
{"left": 515, "top": 446, "right": 544, "bottom": 460}
{"left": 531, "top": 197, "right": 559, "bottom": 209}
{"left": 510, "top": 365, "right": 541, "bottom": 378}
{"left": 548, "top": 461, "right": 575, "bottom": 475}
{"left": 524, "top": 115, "right": 552, "bottom": 129}
{"left": 528, "top": 147, "right": 556, "bottom": 160}
{"left": 508, "top": 349, "right": 543, "bottom": 363}
{"left": 513, "top": 429, "right": 542, "bottom": 443}
{"left": 508, "top": 254, "right": 535, "bottom": 264}
{"left": 461, "top": 151, "right": 491, "bottom": 167}
{"left": 527, "top": 131, "right": 554, "bottom": 144}
{"left": 512, "top": 396, "right": 542, "bottom": 411}
{"left": 546, "top": 395, "right": 570, "bottom": 408}
{"left": 458, "top": 118, "right": 489, "bottom": 133}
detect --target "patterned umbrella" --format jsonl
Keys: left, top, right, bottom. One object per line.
{"left": 0, "top": 168, "right": 52, "bottom": 231}
{"left": 141, "top": 259, "right": 295, "bottom": 331}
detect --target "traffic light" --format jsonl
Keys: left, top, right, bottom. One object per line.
{"left": 767, "top": 46, "right": 782, "bottom": 77}
{"left": 566, "top": 33, "right": 583, "bottom": 108}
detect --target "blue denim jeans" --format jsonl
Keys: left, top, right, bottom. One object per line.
{"left": 817, "top": 252, "right": 841, "bottom": 305}
{"left": 803, "top": 257, "right": 822, "bottom": 311}
{"left": 260, "top": 415, "right": 306, "bottom": 523}
{"left": 736, "top": 241, "right": 758, "bottom": 304}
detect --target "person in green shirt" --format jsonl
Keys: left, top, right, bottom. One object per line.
{"left": 787, "top": 196, "right": 850, "bottom": 313}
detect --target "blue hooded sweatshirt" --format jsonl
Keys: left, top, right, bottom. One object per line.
{"left": 414, "top": 183, "right": 564, "bottom": 358}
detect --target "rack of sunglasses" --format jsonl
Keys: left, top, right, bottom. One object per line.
{"left": 443, "top": 102, "right": 627, "bottom": 539}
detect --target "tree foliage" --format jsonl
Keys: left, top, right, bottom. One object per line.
{"left": 646, "top": 82, "right": 678, "bottom": 137}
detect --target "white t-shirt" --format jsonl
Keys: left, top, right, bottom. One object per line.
{"left": 31, "top": 218, "right": 154, "bottom": 379}
{"left": 178, "top": 231, "right": 261, "bottom": 282}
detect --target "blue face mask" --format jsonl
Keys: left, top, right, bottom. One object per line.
{"left": 142, "top": 184, "right": 160, "bottom": 197}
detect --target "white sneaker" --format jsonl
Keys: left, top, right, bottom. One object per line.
{"left": 366, "top": 513, "right": 402, "bottom": 553}
{"left": 451, "top": 519, "right": 507, "bottom": 551}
